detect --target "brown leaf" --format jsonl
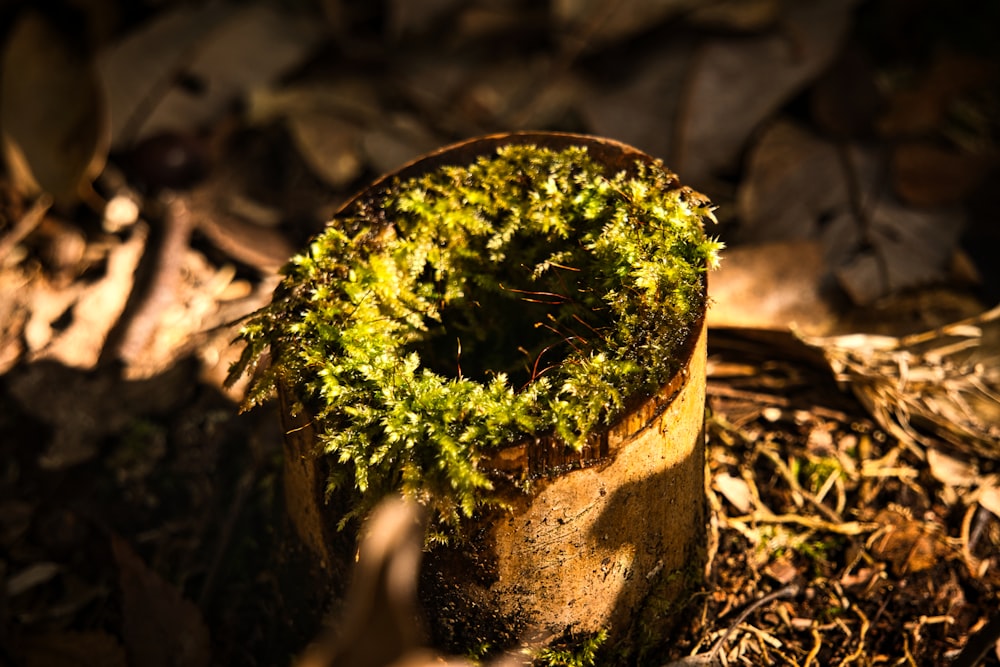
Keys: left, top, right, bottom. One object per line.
{"left": 706, "top": 239, "right": 837, "bottom": 335}
{"left": 15, "top": 631, "right": 127, "bottom": 667}
{"left": 737, "top": 119, "right": 849, "bottom": 241}
{"left": 97, "top": 4, "right": 325, "bottom": 147}
{"left": 579, "top": 46, "right": 693, "bottom": 164}
{"left": 675, "top": 0, "right": 857, "bottom": 186}
{"left": 878, "top": 51, "right": 998, "bottom": 138}
{"left": 809, "top": 45, "right": 883, "bottom": 139}
{"left": 891, "top": 141, "right": 995, "bottom": 207}
{"left": 830, "top": 147, "right": 964, "bottom": 305}
{"left": 112, "top": 533, "right": 211, "bottom": 667}
{"left": 686, "top": 0, "right": 782, "bottom": 32}
{"left": 868, "top": 506, "right": 948, "bottom": 575}
{"left": 552, "top": 0, "right": 697, "bottom": 45}
{"left": 0, "top": 11, "right": 108, "bottom": 203}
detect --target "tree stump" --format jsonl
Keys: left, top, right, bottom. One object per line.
{"left": 238, "top": 132, "right": 718, "bottom": 659}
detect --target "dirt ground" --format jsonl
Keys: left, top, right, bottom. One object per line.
{"left": 0, "top": 0, "right": 998, "bottom": 665}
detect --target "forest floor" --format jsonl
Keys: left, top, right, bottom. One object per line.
{"left": 0, "top": 0, "right": 998, "bottom": 665}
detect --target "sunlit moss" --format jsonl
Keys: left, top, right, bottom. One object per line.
{"left": 229, "top": 143, "right": 721, "bottom": 528}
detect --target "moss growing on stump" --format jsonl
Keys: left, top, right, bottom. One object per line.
{"left": 230, "top": 142, "right": 721, "bottom": 532}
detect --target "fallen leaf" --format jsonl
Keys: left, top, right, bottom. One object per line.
{"left": 686, "top": 0, "right": 781, "bottom": 32}
{"left": 977, "top": 476, "right": 1000, "bottom": 520}
{"left": 737, "top": 119, "right": 850, "bottom": 241}
{"left": 579, "top": 46, "right": 694, "bottom": 163}
{"left": 112, "top": 534, "right": 211, "bottom": 667}
{"left": 361, "top": 115, "right": 442, "bottom": 175}
{"left": 387, "top": 0, "right": 465, "bottom": 38}
{"left": 891, "top": 141, "right": 995, "bottom": 207}
{"left": 552, "top": 0, "right": 697, "bottom": 46}
{"left": 878, "top": 51, "right": 998, "bottom": 138}
{"left": 825, "top": 145, "right": 966, "bottom": 305}
{"left": 833, "top": 198, "right": 964, "bottom": 305}
{"left": 713, "top": 472, "right": 753, "bottom": 514}
{"left": 15, "top": 631, "right": 127, "bottom": 667}
{"left": 764, "top": 555, "right": 799, "bottom": 585}
{"left": 706, "top": 239, "right": 837, "bottom": 335}
{"left": 926, "top": 448, "right": 978, "bottom": 488}
{"left": 0, "top": 10, "right": 108, "bottom": 203}
{"left": 809, "top": 45, "right": 883, "bottom": 139}
{"left": 98, "top": 3, "right": 325, "bottom": 147}
{"left": 868, "top": 505, "right": 948, "bottom": 576}
{"left": 287, "top": 114, "right": 365, "bottom": 189}
{"left": 675, "top": 0, "right": 857, "bottom": 186}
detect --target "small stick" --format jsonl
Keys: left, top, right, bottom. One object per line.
{"left": 663, "top": 585, "right": 800, "bottom": 666}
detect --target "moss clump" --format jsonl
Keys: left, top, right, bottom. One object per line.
{"left": 229, "top": 143, "right": 721, "bottom": 529}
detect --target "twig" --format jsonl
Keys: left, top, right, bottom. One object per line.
{"left": 0, "top": 193, "right": 52, "bottom": 262}
{"left": 952, "top": 613, "right": 1000, "bottom": 667}
{"left": 662, "top": 585, "right": 799, "bottom": 666}
{"left": 99, "top": 193, "right": 193, "bottom": 368}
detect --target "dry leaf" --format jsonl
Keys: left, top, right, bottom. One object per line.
{"left": 868, "top": 506, "right": 947, "bottom": 575}
{"left": 714, "top": 472, "right": 753, "bottom": 514}
{"left": 686, "top": 0, "right": 781, "bottom": 32}
{"left": 737, "top": 119, "right": 850, "bottom": 241}
{"left": 926, "top": 448, "right": 978, "bottom": 488}
{"left": 675, "top": 0, "right": 857, "bottom": 186}
{"left": 878, "top": 51, "right": 998, "bottom": 138}
{"left": 809, "top": 45, "right": 882, "bottom": 139}
{"left": 387, "top": 0, "right": 465, "bottom": 38}
{"left": 891, "top": 141, "right": 995, "bottom": 207}
{"left": 98, "top": 3, "right": 325, "bottom": 146}
{"left": 830, "top": 146, "right": 964, "bottom": 305}
{"left": 288, "top": 114, "right": 364, "bottom": 190}
{"left": 552, "top": 0, "right": 697, "bottom": 45}
{"left": 112, "top": 534, "right": 212, "bottom": 667}
{"left": 579, "top": 46, "right": 694, "bottom": 163}
{"left": 1, "top": 11, "right": 108, "bottom": 203}
{"left": 15, "top": 631, "right": 127, "bottom": 667}
{"left": 976, "top": 477, "right": 1000, "bottom": 520}
{"left": 706, "top": 239, "right": 837, "bottom": 335}
{"left": 361, "top": 115, "right": 442, "bottom": 175}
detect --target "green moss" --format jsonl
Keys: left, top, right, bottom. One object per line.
{"left": 534, "top": 629, "right": 608, "bottom": 667}
{"left": 229, "top": 143, "right": 721, "bottom": 528}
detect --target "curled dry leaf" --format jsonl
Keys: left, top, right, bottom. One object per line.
{"left": 868, "top": 505, "right": 948, "bottom": 576}
{"left": 0, "top": 10, "right": 108, "bottom": 203}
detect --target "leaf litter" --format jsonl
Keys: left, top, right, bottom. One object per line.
{"left": 0, "top": 0, "right": 998, "bottom": 665}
